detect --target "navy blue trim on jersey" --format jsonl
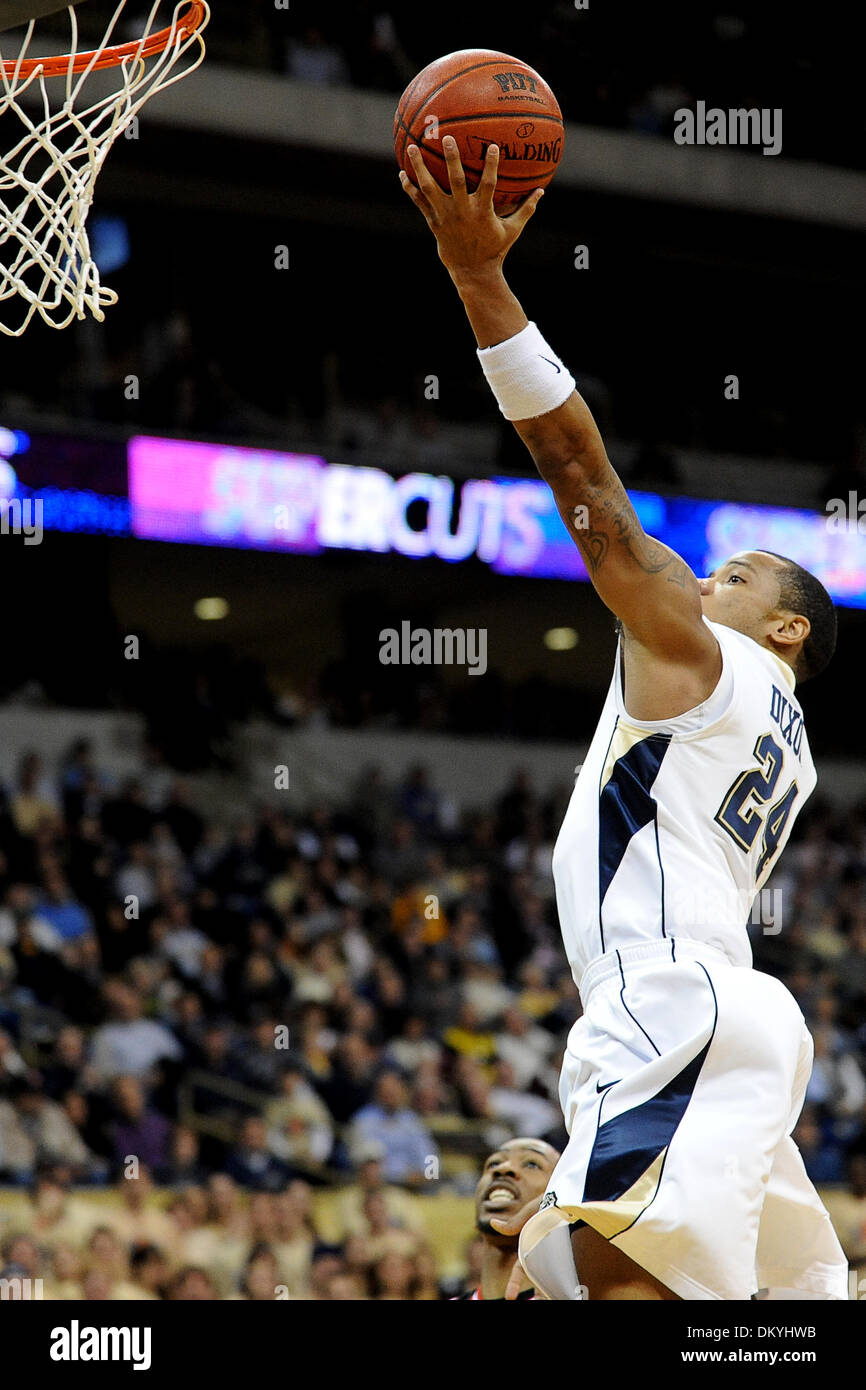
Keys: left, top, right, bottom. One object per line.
{"left": 582, "top": 965, "right": 719, "bottom": 1206}
{"left": 653, "top": 809, "right": 666, "bottom": 937}
{"left": 598, "top": 731, "right": 672, "bottom": 953}
{"left": 612, "top": 1144, "right": 672, "bottom": 1240}
{"left": 596, "top": 717, "right": 621, "bottom": 954}
{"left": 617, "top": 949, "right": 661, "bottom": 1057}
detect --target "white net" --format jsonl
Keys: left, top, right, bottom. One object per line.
{"left": 0, "top": 1, "right": 208, "bottom": 336}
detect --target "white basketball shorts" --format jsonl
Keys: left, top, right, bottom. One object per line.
{"left": 537, "top": 937, "right": 848, "bottom": 1300}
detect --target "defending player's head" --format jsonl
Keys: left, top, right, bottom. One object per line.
{"left": 699, "top": 550, "right": 837, "bottom": 682}
{"left": 475, "top": 1138, "right": 559, "bottom": 1243}
{"left": 456, "top": 1137, "right": 559, "bottom": 1300}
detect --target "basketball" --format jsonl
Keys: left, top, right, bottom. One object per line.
{"left": 394, "top": 48, "right": 564, "bottom": 214}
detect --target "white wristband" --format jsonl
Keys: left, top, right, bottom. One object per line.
{"left": 476, "top": 321, "right": 576, "bottom": 421}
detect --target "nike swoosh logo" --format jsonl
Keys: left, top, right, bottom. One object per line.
{"left": 596, "top": 1079, "right": 619, "bottom": 1093}
{"left": 539, "top": 355, "right": 561, "bottom": 374}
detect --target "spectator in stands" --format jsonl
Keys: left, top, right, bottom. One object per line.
{"left": 336, "top": 1147, "right": 424, "bottom": 1242}
{"left": 235, "top": 1239, "right": 281, "bottom": 1299}
{"left": 349, "top": 1071, "right": 437, "bottom": 1187}
{"left": 98, "top": 903, "right": 148, "bottom": 975}
{"left": 224, "top": 1114, "right": 292, "bottom": 1192}
{"left": 0, "top": 1232, "right": 43, "bottom": 1297}
{"left": 39, "top": 1025, "right": 94, "bottom": 1101}
{"left": 0, "top": 883, "right": 62, "bottom": 955}
{"left": 85, "top": 1224, "right": 142, "bottom": 1299}
{"left": 81, "top": 1269, "right": 113, "bottom": 1299}
{"left": 450, "top": 1233, "right": 485, "bottom": 1299}
{"left": 231, "top": 1016, "right": 285, "bottom": 1093}
{"left": 442, "top": 1000, "right": 497, "bottom": 1071}
{"left": 351, "top": 765, "right": 394, "bottom": 845}
{"left": 0, "top": 1090, "right": 36, "bottom": 1182}
{"left": 370, "top": 1249, "right": 421, "bottom": 1300}
{"left": 169, "top": 1265, "right": 219, "bottom": 1300}
{"left": 318, "top": 1032, "right": 377, "bottom": 1124}
{"left": 265, "top": 1061, "right": 334, "bottom": 1171}
{"left": 188, "top": 1031, "right": 256, "bottom": 1133}
{"left": 170, "top": 1177, "right": 248, "bottom": 1292}
{"left": 496, "top": 769, "right": 535, "bottom": 846}
{"left": 459, "top": 957, "right": 512, "bottom": 1025}
{"left": 486, "top": 1060, "right": 560, "bottom": 1140}
{"left": 0, "top": 1024, "right": 28, "bottom": 1086}
{"left": 822, "top": 1149, "right": 866, "bottom": 1272}
{"left": 516, "top": 961, "right": 561, "bottom": 1021}
{"left": 373, "top": 818, "right": 427, "bottom": 888}
{"left": 110, "top": 1077, "right": 172, "bottom": 1175}
{"left": 285, "top": 25, "right": 349, "bottom": 84}
{"left": 44, "top": 1244, "right": 85, "bottom": 1299}
{"left": 792, "top": 1104, "right": 847, "bottom": 1184}
{"left": 128, "top": 1243, "right": 170, "bottom": 1300}
{"left": 368, "top": 958, "right": 409, "bottom": 1040}
{"left": 107, "top": 1166, "right": 176, "bottom": 1249}
{"left": 33, "top": 867, "right": 93, "bottom": 944}
{"left": 162, "top": 781, "right": 205, "bottom": 857}
{"left": 26, "top": 1172, "right": 95, "bottom": 1251}
{"left": 5, "top": 1076, "right": 97, "bottom": 1179}
{"left": 326, "top": 1269, "right": 368, "bottom": 1300}
{"left": 89, "top": 981, "right": 182, "bottom": 1081}
{"left": 384, "top": 1015, "right": 443, "bottom": 1075}
{"left": 114, "top": 842, "right": 158, "bottom": 916}
{"left": 398, "top": 764, "right": 441, "bottom": 835}
{"left": 9, "top": 752, "right": 59, "bottom": 836}
{"left": 411, "top": 1060, "right": 458, "bottom": 1131}
{"left": 409, "top": 952, "right": 459, "bottom": 1034}
{"left": 60, "top": 1089, "right": 111, "bottom": 1171}
{"left": 271, "top": 1182, "right": 315, "bottom": 1298}
{"left": 359, "top": 1189, "right": 425, "bottom": 1264}
{"left": 59, "top": 738, "right": 104, "bottom": 824}
{"left": 161, "top": 1125, "right": 208, "bottom": 1188}
{"left": 806, "top": 1002, "right": 866, "bottom": 1127}
{"left": 309, "top": 1247, "right": 348, "bottom": 1301}
{"left": 291, "top": 937, "right": 346, "bottom": 1007}
{"left": 101, "top": 779, "right": 153, "bottom": 850}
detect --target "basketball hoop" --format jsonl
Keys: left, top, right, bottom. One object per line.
{"left": 0, "top": 1, "right": 209, "bottom": 336}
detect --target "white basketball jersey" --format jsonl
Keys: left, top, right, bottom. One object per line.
{"left": 552, "top": 618, "right": 815, "bottom": 981}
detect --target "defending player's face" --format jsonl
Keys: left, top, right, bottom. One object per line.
{"left": 698, "top": 551, "right": 792, "bottom": 640}
{"left": 474, "top": 1138, "right": 558, "bottom": 1240}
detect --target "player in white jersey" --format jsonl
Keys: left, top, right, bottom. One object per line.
{"left": 400, "top": 138, "right": 848, "bottom": 1300}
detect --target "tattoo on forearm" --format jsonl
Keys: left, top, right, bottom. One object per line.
{"left": 578, "top": 527, "right": 608, "bottom": 575}
{"left": 665, "top": 562, "right": 688, "bottom": 587}
{"left": 570, "top": 483, "right": 686, "bottom": 583}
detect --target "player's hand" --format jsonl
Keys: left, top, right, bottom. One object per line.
{"left": 399, "top": 136, "right": 543, "bottom": 281}
{"left": 489, "top": 1196, "right": 541, "bottom": 1301}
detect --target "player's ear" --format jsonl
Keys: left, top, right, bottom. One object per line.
{"left": 770, "top": 612, "right": 810, "bottom": 649}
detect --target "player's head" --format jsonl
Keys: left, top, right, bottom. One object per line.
{"left": 698, "top": 551, "right": 836, "bottom": 682}
{"left": 474, "top": 1137, "right": 559, "bottom": 1246}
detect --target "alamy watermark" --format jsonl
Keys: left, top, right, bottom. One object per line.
{"left": 0, "top": 1275, "right": 43, "bottom": 1300}
{"left": 671, "top": 884, "right": 783, "bottom": 936}
{"left": 379, "top": 622, "right": 487, "bottom": 676}
{"left": 0, "top": 496, "right": 42, "bottom": 544}
{"left": 50, "top": 1322, "right": 151, "bottom": 1370}
{"left": 825, "top": 492, "right": 866, "bottom": 534}
{"left": 673, "top": 102, "right": 782, "bottom": 157}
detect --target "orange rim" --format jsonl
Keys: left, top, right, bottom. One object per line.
{"left": 1, "top": 1, "right": 207, "bottom": 78}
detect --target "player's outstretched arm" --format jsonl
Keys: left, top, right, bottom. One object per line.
{"left": 400, "top": 138, "right": 719, "bottom": 678}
